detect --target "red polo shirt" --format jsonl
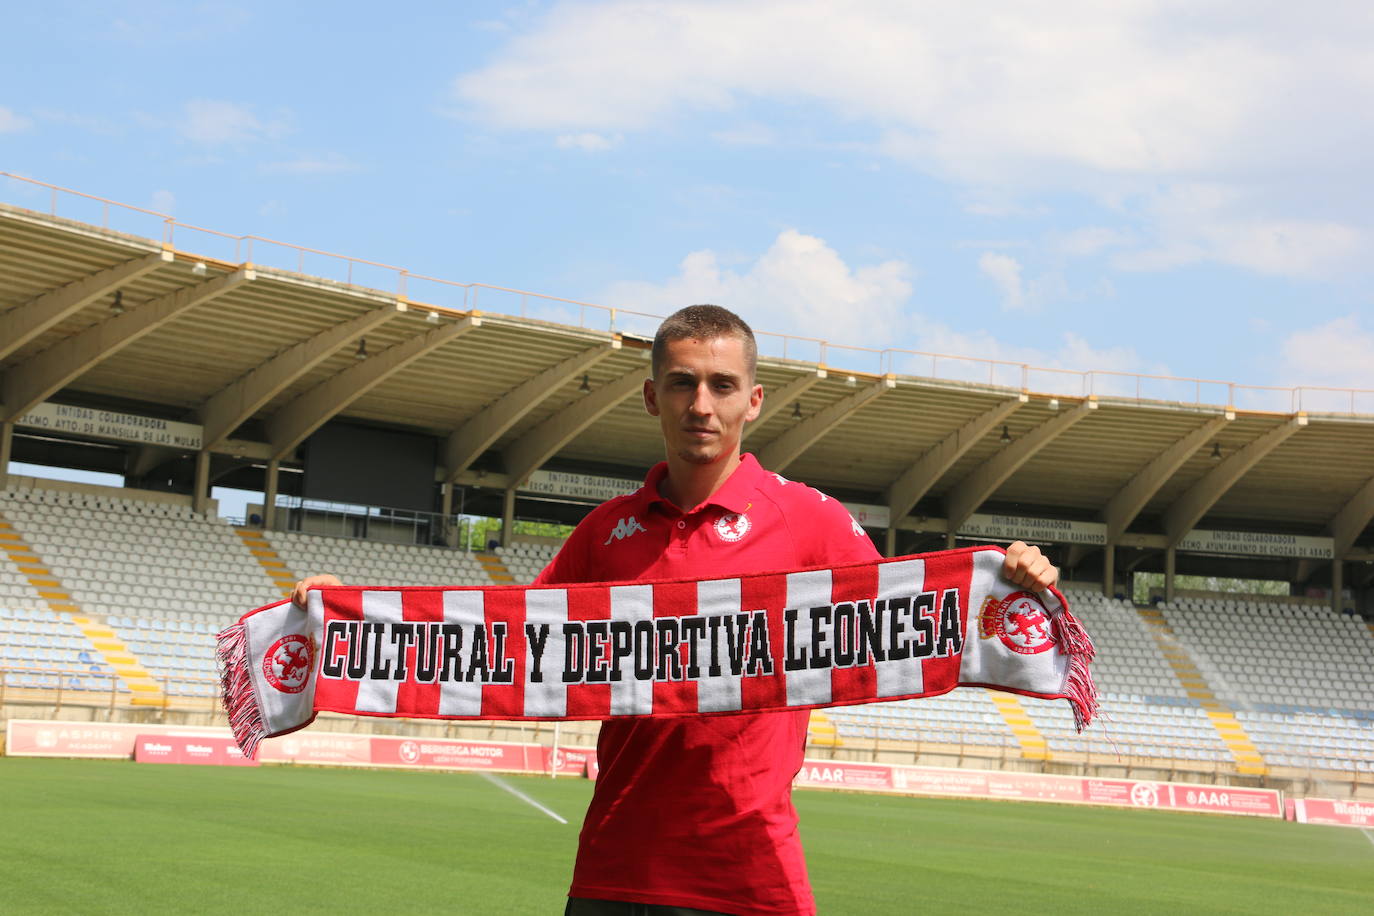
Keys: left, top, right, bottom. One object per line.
{"left": 535, "top": 453, "right": 879, "bottom": 915}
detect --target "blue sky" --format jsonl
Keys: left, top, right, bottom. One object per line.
{"left": 3, "top": 0, "right": 1372, "bottom": 411}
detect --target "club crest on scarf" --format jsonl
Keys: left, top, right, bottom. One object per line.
{"left": 262, "top": 634, "right": 313, "bottom": 693}
{"left": 978, "top": 591, "right": 1056, "bottom": 655}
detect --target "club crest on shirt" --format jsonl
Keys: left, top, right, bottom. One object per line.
{"left": 977, "top": 591, "right": 1056, "bottom": 655}
{"left": 714, "top": 511, "right": 751, "bottom": 542}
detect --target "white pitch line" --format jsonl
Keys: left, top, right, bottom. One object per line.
{"left": 1362, "top": 828, "right": 1374, "bottom": 850}
{"left": 480, "top": 771, "right": 568, "bottom": 824}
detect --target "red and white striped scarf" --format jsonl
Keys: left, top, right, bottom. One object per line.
{"left": 217, "top": 545, "right": 1097, "bottom": 759}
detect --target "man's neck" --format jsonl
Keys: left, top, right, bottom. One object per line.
{"left": 660, "top": 452, "right": 743, "bottom": 512}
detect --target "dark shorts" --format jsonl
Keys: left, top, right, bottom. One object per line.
{"left": 564, "top": 898, "right": 732, "bottom": 916}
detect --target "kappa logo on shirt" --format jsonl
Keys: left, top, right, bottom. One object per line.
{"left": 603, "top": 515, "right": 648, "bottom": 545}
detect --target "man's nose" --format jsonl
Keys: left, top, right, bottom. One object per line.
{"left": 689, "top": 382, "right": 713, "bottom": 415}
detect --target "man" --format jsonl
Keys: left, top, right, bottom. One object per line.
{"left": 295, "top": 305, "right": 1057, "bottom": 915}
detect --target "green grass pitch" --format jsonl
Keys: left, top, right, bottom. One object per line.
{"left": 1, "top": 757, "right": 1371, "bottom": 914}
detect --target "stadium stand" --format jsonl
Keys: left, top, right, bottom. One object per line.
{"left": 0, "top": 605, "right": 115, "bottom": 692}
{"left": 4, "top": 479, "right": 1374, "bottom": 786}
{"left": 0, "top": 485, "right": 280, "bottom": 699}
{"left": 825, "top": 689, "right": 1021, "bottom": 755}
{"left": 1236, "top": 709, "right": 1374, "bottom": 775}
{"left": 1158, "top": 595, "right": 1374, "bottom": 710}
{"left": 269, "top": 529, "right": 490, "bottom": 587}
{"left": 0, "top": 486, "right": 571, "bottom": 704}
{"left": 495, "top": 542, "right": 560, "bottom": 585}
{"left": 820, "top": 583, "right": 1374, "bottom": 777}
{"left": 0, "top": 486, "right": 279, "bottom": 619}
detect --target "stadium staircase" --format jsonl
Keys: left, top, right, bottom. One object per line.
{"left": 235, "top": 528, "right": 296, "bottom": 601}
{"left": 987, "top": 691, "right": 1049, "bottom": 760}
{"left": 0, "top": 507, "right": 162, "bottom": 704}
{"left": 478, "top": 552, "right": 516, "bottom": 584}
{"left": 807, "top": 711, "right": 842, "bottom": 747}
{"left": 1135, "top": 606, "right": 1267, "bottom": 775}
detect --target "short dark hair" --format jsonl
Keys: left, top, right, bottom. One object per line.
{"left": 651, "top": 304, "right": 757, "bottom": 380}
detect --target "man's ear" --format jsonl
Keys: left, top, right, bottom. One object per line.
{"left": 643, "top": 377, "right": 659, "bottom": 416}
{"left": 745, "top": 382, "right": 763, "bottom": 423}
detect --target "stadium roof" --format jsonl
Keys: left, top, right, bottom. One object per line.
{"left": 2, "top": 178, "right": 1373, "bottom": 575}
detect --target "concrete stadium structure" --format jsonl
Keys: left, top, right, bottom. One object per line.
{"left": 3, "top": 175, "right": 1374, "bottom": 796}
{"left": 2, "top": 173, "right": 1372, "bottom": 613}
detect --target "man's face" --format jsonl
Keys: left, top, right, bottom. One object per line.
{"left": 645, "top": 335, "right": 762, "bottom": 467}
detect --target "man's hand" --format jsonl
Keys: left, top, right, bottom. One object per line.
{"left": 1002, "top": 541, "right": 1058, "bottom": 591}
{"left": 292, "top": 574, "right": 342, "bottom": 608}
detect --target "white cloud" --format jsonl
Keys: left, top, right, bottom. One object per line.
{"left": 1279, "top": 315, "right": 1374, "bottom": 389}
{"left": 711, "top": 123, "right": 776, "bottom": 147}
{"left": 1055, "top": 226, "right": 1132, "bottom": 257}
{"left": 0, "top": 106, "right": 33, "bottom": 133}
{"left": 1113, "top": 182, "right": 1363, "bottom": 276}
{"left": 179, "top": 99, "right": 287, "bottom": 146}
{"left": 604, "top": 229, "right": 912, "bottom": 348}
{"left": 453, "top": 1, "right": 1374, "bottom": 277}
{"left": 604, "top": 228, "right": 1168, "bottom": 395}
{"left": 149, "top": 189, "right": 176, "bottom": 214}
{"left": 978, "top": 253, "right": 1025, "bottom": 311}
{"left": 454, "top": 2, "right": 1372, "bottom": 177}
{"left": 555, "top": 132, "right": 620, "bottom": 152}
{"left": 261, "top": 152, "right": 360, "bottom": 175}
{"left": 899, "top": 324, "right": 1172, "bottom": 397}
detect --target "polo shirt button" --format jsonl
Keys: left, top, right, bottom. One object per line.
{"left": 676, "top": 521, "right": 686, "bottom": 529}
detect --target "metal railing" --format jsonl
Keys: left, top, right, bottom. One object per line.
{"left": 266, "top": 495, "right": 463, "bottom": 547}
{"left": 4, "top": 170, "right": 1372, "bottom": 416}
{"left": 816, "top": 715, "right": 1373, "bottom": 784}
{"left": 0, "top": 666, "right": 221, "bottom": 714}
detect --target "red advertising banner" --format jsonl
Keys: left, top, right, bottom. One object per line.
{"left": 551, "top": 745, "right": 599, "bottom": 778}
{"left": 368, "top": 736, "right": 547, "bottom": 773}
{"left": 258, "top": 732, "right": 372, "bottom": 766}
{"left": 986, "top": 770, "right": 1088, "bottom": 803}
{"left": 891, "top": 765, "right": 993, "bottom": 798}
{"left": 134, "top": 735, "right": 182, "bottom": 764}
{"left": 134, "top": 734, "right": 257, "bottom": 767}
{"left": 5, "top": 719, "right": 550, "bottom": 776}
{"left": 1168, "top": 784, "right": 1281, "bottom": 817}
{"left": 794, "top": 761, "right": 895, "bottom": 791}
{"left": 1291, "top": 797, "right": 1374, "bottom": 828}
{"left": 5, "top": 720, "right": 226, "bottom": 759}
{"left": 7, "top": 719, "right": 1284, "bottom": 821}
{"left": 796, "top": 758, "right": 1283, "bottom": 819}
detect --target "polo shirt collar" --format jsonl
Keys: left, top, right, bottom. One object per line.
{"left": 640, "top": 452, "right": 765, "bottom": 516}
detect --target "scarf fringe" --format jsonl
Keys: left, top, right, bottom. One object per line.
{"left": 1053, "top": 607, "right": 1099, "bottom": 732}
{"left": 216, "top": 622, "right": 266, "bottom": 760}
